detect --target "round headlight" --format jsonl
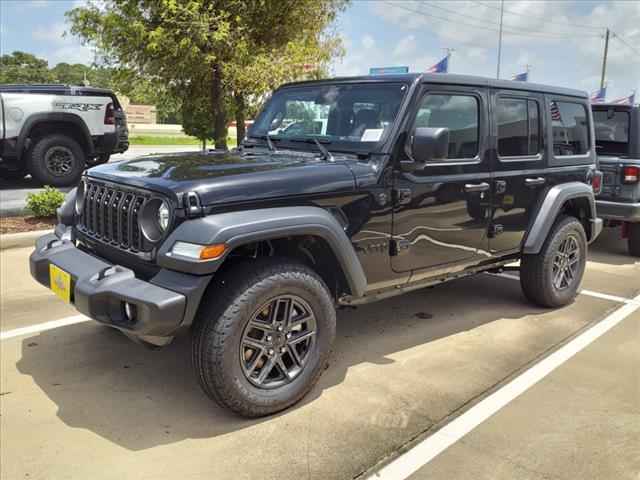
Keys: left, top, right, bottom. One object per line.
{"left": 75, "top": 181, "right": 85, "bottom": 215}
{"left": 157, "top": 201, "right": 170, "bottom": 231}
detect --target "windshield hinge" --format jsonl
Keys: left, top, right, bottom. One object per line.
{"left": 183, "top": 192, "right": 203, "bottom": 218}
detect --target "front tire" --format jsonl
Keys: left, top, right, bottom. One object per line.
{"left": 628, "top": 222, "right": 640, "bottom": 257}
{"left": 191, "top": 258, "right": 336, "bottom": 417}
{"left": 28, "top": 134, "right": 85, "bottom": 187}
{"left": 520, "top": 215, "right": 587, "bottom": 308}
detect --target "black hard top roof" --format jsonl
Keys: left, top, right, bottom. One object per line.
{"left": 591, "top": 102, "right": 637, "bottom": 108}
{"left": 0, "top": 83, "right": 115, "bottom": 94}
{"left": 281, "top": 73, "right": 588, "bottom": 99}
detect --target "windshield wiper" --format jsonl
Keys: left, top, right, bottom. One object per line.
{"left": 290, "top": 138, "right": 334, "bottom": 162}
{"left": 246, "top": 134, "right": 278, "bottom": 152}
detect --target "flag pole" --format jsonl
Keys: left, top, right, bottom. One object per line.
{"left": 496, "top": 0, "right": 504, "bottom": 78}
{"left": 441, "top": 46, "right": 455, "bottom": 73}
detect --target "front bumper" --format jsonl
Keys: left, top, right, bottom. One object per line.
{"left": 596, "top": 200, "right": 640, "bottom": 222}
{"left": 30, "top": 231, "right": 210, "bottom": 346}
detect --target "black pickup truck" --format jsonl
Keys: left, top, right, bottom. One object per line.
{"left": 592, "top": 103, "right": 640, "bottom": 256}
{"left": 30, "top": 74, "right": 602, "bottom": 417}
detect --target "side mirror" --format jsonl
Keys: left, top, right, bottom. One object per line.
{"left": 411, "top": 127, "right": 449, "bottom": 163}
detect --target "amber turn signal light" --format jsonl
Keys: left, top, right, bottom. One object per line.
{"left": 199, "top": 244, "right": 227, "bottom": 260}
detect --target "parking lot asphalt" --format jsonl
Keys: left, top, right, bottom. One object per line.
{"left": 0, "top": 227, "right": 638, "bottom": 480}
{"left": 0, "top": 146, "right": 201, "bottom": 216}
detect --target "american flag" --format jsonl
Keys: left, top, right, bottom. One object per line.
{"left": 612, "top": 92, "right": 636, "bottom": 105}
{"left": 510, "top": 72, "right": 528, "bottom": 82}
{"left": 550, "top": 102, "right": 562, "bottom": 122}
{"left": 590, "top": 87, "right": 606, "bottom": 103}
{"left": 426, "top": 56, "right": 448, "bottom": 74}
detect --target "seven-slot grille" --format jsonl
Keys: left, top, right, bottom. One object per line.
{"left": 77, "top": 181, "right": 147, "bottom": 251}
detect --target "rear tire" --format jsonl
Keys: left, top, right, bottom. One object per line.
{"left": 191, "top": 257, "right": 336, "bottom": 417}
{"left": 520, "top": 214, "right": 587, "bottom": 308}
{"left": 628, "top": 222, "right": 640, "bottom": 257}
{"left": 28, "top": 134, "right": 85, "bottom": 187}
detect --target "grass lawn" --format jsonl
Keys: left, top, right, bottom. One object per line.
{"left": 129, "top": 135, "right": 237, "bottom": 147}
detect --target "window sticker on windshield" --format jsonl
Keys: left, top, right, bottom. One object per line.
{"left": 361, "top": 129, "right": 384, "bottom": 141}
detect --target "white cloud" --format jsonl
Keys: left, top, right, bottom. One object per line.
{"left": 6, "top": 0, "right": 50, "bottom": 13}
{"left": 362, "top": 34, "right": 375, "bottom": 50}
{"left": 32, "top": 23, "right": 68, "bottom": 46}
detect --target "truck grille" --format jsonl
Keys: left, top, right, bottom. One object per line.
{"left": 77, "top": 181, "right": 148, "bottom": 252}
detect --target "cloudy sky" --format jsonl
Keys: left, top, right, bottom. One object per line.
{"left": 1, "top": 0, "right": 638, "bottom": 100}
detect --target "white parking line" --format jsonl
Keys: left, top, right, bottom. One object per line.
{"left": 0, "top": 315, "right": 90, "bottom": 340}
{"left": 368, "top": 294, "right": 640, "bottom": 480}
{"left": 489, "top": 272, "right": 640, "bottom": 305}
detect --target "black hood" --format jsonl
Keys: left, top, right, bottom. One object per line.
{"left": 87, "top": 150, "right": 357, "bottom": 205}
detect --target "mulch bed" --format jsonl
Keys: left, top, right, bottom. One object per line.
{"left": 0, "top": 216, "right": 57, "bottom": 234}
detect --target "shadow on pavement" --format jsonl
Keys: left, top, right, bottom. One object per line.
{"left": 587, "top": 225, "right": 637, "bottom": 266}
{"left": 17, "top": 273, "right": 549, "bottom": 451}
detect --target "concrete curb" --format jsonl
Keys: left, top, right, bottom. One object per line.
{"left": 0, "top": 230, "right": 50, "bottom": 251}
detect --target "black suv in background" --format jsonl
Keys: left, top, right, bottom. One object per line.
{"left": 592, "top": 103, "right": 640, "bottom": 256}
{"left": 31, "top": 74, "right": 601, "bottom": 417}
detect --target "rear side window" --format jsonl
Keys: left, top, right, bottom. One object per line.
{"left": 497, "top": 98, "right": 540, "bottom": 157}
{"left": 414, "top": 94, "right": 479, "bottom": 159}
{"left": 550, "top": 101, "right": 589, "bottom": 156}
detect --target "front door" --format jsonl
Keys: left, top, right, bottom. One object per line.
{"left": 391, "top": 85, "right": 492, "bottom": 273}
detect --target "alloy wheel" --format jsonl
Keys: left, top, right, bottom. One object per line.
{"left": 44, "top": 146, "right": 75, "bottom": 176}
{"left": 240, "top": 295, "right": 317, "bottom": 389}
{"left": 552, "top": 234, "right": 581, "bottom": 291}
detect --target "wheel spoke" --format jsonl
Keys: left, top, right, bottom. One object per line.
{"left": 242, "top": 337, "right": 266, "bottom": 351}
{"left": 247, "top": 320, "right": 271, "bottom": 332}
{"left": 276, "top": 357, "right": 293, "bottom": 380}
{"left": 553, "top": 266, "right": 564, "bottom": 289}
{"left": 256, "top": 354, "right": 278, "bottom": 384}
{"left": 289, "top": 330, "right": 315, "bottom": 345}
{"left": 286, "top": 344, "right": 303, "bottom": 367}
{"left": 289, "top": 313, "right": 315, "bottom": 331}
{"left": 246, "top": 349, "right": 265, "bottom": 375}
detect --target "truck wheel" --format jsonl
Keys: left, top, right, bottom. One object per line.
{"left": 28, "top": 134, "right": 85, "bottom": 187}
{"left": 628, "top": 222, "right": 640, "bottom": 257}
{"left": 520, "top": 214, "right": 587, "bottom": 308}
{"left": 191, "top": 257, "right": 336, "bottom": 417}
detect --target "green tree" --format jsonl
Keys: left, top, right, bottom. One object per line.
{"left": 0, "top": 51, "right": 56, "bottom": 84}
{"left": 67, "top": 0, "right": 348, "bottom": 148}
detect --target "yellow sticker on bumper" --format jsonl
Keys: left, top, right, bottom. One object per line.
{"left": 503, "top": 194, "right": 515, "bottom": 205}
{"left": 50, "top": 264, "right": 71, "bottom": 303}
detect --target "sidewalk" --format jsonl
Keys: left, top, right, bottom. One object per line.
{"left": 408, "top": 310, "right": 640, "bottom": 480}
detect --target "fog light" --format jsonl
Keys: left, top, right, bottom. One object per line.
{"left": 123, "top": 302, "right": 137, "bottom": 322}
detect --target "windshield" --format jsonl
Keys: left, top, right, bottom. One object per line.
{"left": 593, "top": 109, "right": 630, "bottom": 156}
{"left": 250, "top": 82, "right": 408, "bottom": 150}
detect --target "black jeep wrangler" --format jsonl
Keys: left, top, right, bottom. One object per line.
{"left": 30, "top": 74, "right": 602, "bottom": 417}
{"left": 592, "top": 103, "right": 640, "bottom": 256}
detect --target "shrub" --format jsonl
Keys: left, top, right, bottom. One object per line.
{"left": 26, "top": 186, "right": 66, "bottom": 217}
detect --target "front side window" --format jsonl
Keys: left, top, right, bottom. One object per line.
{"left": 250, "top": 83, "right": 408, "bottom": 150}
{"left": 550, "top": 101, "right": 589, "bottom": 156}
{"left": 593, "top": 109, "right": 629, "bottom": 156}
{"left": 497, "top": 97, "right": 540, "bottom": 157}
{"left": 414, "top": 94, "right": 479, "bottom": 159}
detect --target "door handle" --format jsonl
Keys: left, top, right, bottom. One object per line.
{"left": 464, "top": 182, "right": 490, "bottom": 193}
{"left": 525, "top": 177, "right": 546, "bottom": 188}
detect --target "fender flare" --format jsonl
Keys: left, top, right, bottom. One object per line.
{"left": 17, "top": 112, "right": 93, "bottom": 158}
{"left": 156, "top": 206, "right": 367, "bottom": 298}
{"left": 523, "top": 182, "right": 598, "bottom": 254}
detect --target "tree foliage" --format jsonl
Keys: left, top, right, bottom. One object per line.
{"left": 67, "top": 0, "right": 348, "bottom": 147}
{"left": 0, "top": 51, "right": 56, "bottom": 84}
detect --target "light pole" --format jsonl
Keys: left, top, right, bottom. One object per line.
{"left": 496, "top": 0, "right": 504, "bottom": 78}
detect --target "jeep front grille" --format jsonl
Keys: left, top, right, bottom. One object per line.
{"left": 77, "top": 181, "right": 148, "bottom": 252}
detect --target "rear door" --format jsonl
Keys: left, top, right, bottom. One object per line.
{"left": 488, "top": 90, "right": 546, "bottom": 253}
{"left": 391, "top": 84, "right": 492, "bottom": 273}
